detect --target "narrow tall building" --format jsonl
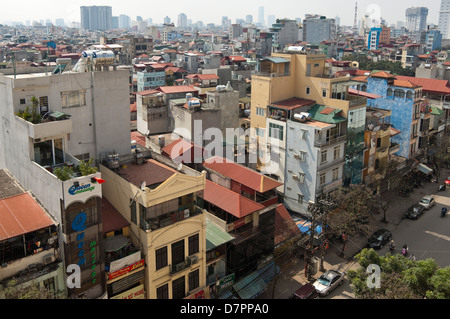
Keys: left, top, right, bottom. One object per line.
{"left": 80, "top": 5, "right": 112, "bottom": 31}
{"left": 439, "top": 0, "right": 450, "bottom": 39}
{"left": 405, "top": 7, "right": 428, "bottom": 33}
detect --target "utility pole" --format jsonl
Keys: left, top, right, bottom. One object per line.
{"left": 305, "top": 201, "right": 320, "bottom": 281}
{"left": 317, "top": 198, "right": 333, "bottom": 272}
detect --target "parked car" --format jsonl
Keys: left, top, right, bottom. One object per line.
{"left": 289, "top": 283, "right": 319, "bottom": 299}
{"left": 367, "top": 229, "right": 392, "bottom": 249}
{"left": 312, "top": 269, "right": 345, "bottom": 297}
{"left": 405, "top": 204, "right": 425, "bottom": 220}
{"left": 418, "top": 195, "right": 435, "bottom": 210}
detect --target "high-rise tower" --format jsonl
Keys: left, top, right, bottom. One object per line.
{"left": 439, "top": 0, "right": 450, "bottom": 39}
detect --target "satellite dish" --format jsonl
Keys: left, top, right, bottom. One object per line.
{"left": 140, "top": 180, "right": 147, "bottom": 190}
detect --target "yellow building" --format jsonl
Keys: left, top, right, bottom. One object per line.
{"left": 100, "top": 154, "right": 207, "bottom": 299}
{"left": 250, "top": 50, "right": 367, "bottom": 183}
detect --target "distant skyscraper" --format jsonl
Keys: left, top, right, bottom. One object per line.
{"left": 303, "top": 16, "right": 336, "bottom": 45}
{"left": 80, "top": 6, "right": 112, "bottom": 31}
{"left": 178, "top": 13, "right": 187, "bottom": 28}
{"left": 136, "top": 16, "right": 143, "bottom": 22}
{"left": 55, "top": 19, "right": 65, "bottom": 27}
{"left": 405, "top": 7, "right": 428, "bottom": 33}
{"left": 439, "top": 0, "right": 450, "bottom": 39}
{"left": 119, "top": 14, "right": 131, "bottom": 29}
{"left": 164, "top": 16, "right": 171, "bottom": 24}
{"left": 246, "top": 15, "right": 253, "bottom": 24}
{"left": 267, "top": 15, "right": 276, "bottom": 28}
{"left": 258, "top": 6, "right": 265, "bottom": 26}
{"left": 112, "top": 16, "right": 119, "bottom": 29}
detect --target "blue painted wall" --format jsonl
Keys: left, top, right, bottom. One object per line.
{"left": 365, "top": 77, "right": 415, "bottom": 159}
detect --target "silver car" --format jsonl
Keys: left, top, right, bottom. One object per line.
{"left": 419, "top": 195, "right": 435, "bottom": 210}
{"left": 313, "top": 269, "right": 345, "bottom": 297}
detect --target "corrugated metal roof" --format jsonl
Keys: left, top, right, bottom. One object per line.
{"left": 206, "top": 219, "right": 234, "bottom": 251}
{"left": 308, "top": 104, "right": 346, "bottom": 124}
{"left": 0, "top": 193, "right": 55, "bottom": 241}
{"left": 262, "top": 57, "right": 290, "bottom": 64}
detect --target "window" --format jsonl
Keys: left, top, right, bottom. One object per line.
{"left": 157, "top": 284, "right": 169, "bottom": 299}
{"left": 75, "top": 153, "right": 90, "bottom": 162}
{"left": 171, "top": 240, "right": 185, "bottom": 265}
{"left": 61, "top": 90, "right": 86, "bottom": 108}
{"left": 301, "top": 129, "right": 308, "bottom": 140}
{"left": 319, "top": 173, "right": 326, "bottom": 185}
{"left": 387, "top": 88, "right": 393, "bottom": 97}
{"left": 188, "top": 234, "right": 199, "bottom": 256}
{"left": 332, "top": 168, "right": 339, "bottom": 181}
{"left": 297, "top": 193, "right": 304, "bottom": 204}
{"left": 255, "top": 127, "right": 265, "bottom": 137}
{"left": 130, "top": 201, "right": 137, "bottom": 224}
{"left": 155, "top": 246, "right": 168, "bottom": 270}
{"left": 188, "top": 269, "right": 200, "bottom": 291}
{"left": 406, "top": 91, "right": 413, "bottom": 99}
{"left": 322, "top": 89, "right": 327, "bottom": 98}
{"left": 306, "top": 86, "right": 311, "bottom": 95}
{"left": 394, "top": 89, "right": 405, "bottom": 98}
{"left": 256, "top": 107, "right": 265, "bottom": 117}
{"left": 172, "top": 276, "right": 185, "bottom": 299}
{"left": 321, "top": 150, "right": 327, "bottom": 163}
{"left": 39, "top": 96, "right": 49, "bottom": 113}
{"left": 20, "top": 98, "right": 26, "bottom": 105}
{"left": 298, "top": 151, "right": 307, "bottom": 162}
{"left": 269, "top": 123, "right": 284, "bottom": 141}
{"left": 298, "top": 172, "right": 306, "bottom": 184}
{"left": 333, "top": 146, "right": 340, "bottom": 160}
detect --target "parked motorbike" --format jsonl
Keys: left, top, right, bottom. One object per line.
{"left": 438, "top": 184, "right": 447, "bottom": 192}
{"left": 441, "top": 207, "right": 448, "bottom": 218}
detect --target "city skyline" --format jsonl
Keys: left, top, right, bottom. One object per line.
{"left": 0, "top": 0, "right": 441, "bottom": 27}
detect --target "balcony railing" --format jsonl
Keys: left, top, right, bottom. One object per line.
{"left": 256, "top": 72, "right": 290, "bottom": 78}
{"left": 140, "top": 206, "right": 203, "bottom": 231}
{"left": 169, "top": 257, "right": 192, "bottom": 275}
{"left": 314, "top": 135, "right": 347, "bottom": 148}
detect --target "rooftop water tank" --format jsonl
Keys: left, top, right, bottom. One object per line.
{"left": 294, "top": 113, "right": 307, "bottom": 122}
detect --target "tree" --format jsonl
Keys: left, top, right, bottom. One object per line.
{"left": 16, "top": 96, "right": 42, "bottom": 124}
{"left": 3, "top": 279, "right": 65, "bottom": 299}
{"left": 354, "top": 56, "right": 415, "bottom": 76}
{"left": 348, "top": 248, "right": 448, "bottom": 299}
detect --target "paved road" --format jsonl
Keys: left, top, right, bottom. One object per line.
{"left": 384, "top": 190, "right": 450, "bottom": 267}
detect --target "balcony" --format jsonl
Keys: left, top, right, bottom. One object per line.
{"left": 314, "top": 135, "right": 347, "bottom": 148}
{"left": 16, "top": 114, "right": 73, "bottom": 142}
{"left": 140, "top": 206, "right": 203, "bottom": 231}
{"left": 169, "top": 257, "right": 192, "bottom": 275}
{"left": 256, "top": 72, "right": 291, "bottom": 77}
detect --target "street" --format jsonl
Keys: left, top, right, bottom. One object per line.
{"left": 259, "top": 168, "right": 450, "bottom": 300}
{"left": 380, "top": 191, "right": 450, "bottom": 267}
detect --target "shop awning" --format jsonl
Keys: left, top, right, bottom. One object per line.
{"left": 232, "top": 262, "right": 279, "bottom": 299}
{"left": 104, "top": 235, "right": 130, "bottom": 252}
{"left": 206, "top": 219, "right": 234, "bottom": 251}
{"left": 417, "top": 163, "right": 433, "bottom": 175}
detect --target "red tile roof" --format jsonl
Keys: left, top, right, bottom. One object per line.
{"left": 203, "top": 180, "right": 265, "bottom": 218}
{"left": 370, "top": 71, "right": 396, "bottom": 78}
{"left": 270, "top": 98, "right": 316, "bottom": 111}
{"left": 203, "top": 156, "right": 283, "bottom": 193}
{"left": 130, "top": 102, "right": 137, "bottom": 112}
{"left": 137, "top": 89, "right": 159, "bottom": 96}
{"left": 118, "top": 159, "right": 176, "bottom": 188}
{"left": 320, "top": 107, "right": 335, "bottom": 115}
{"left": 101, "top": 198, "right": 130, "bottom": 234}
{"left": 348, "top": 88, "right": 381, "bottom": 99}
{"left": 131, "top": 131, "right": 146, "bottom": 147}
{"left": 161, "top": 138, "right": 205, "bottom": 163}
{"left": 275, "top": 204, "right": 300, "bottom": 245}
{"left": 394, "top": 75, "right": 450, "bottom": 95}
{"left": 157, "top": 85, "right": 198, "bottom": 94}
{"left": 0, "top": 193, "right": 55, "bottom": 241}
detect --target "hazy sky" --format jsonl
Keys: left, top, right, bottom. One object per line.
{"left": 1, "top": 0, "right": 442, "bottom": 26}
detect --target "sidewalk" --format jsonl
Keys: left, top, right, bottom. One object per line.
{"left": 258, "top": 167, "right": 450, "bottom": 299}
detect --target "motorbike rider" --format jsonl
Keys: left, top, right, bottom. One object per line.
{"left": 388, "top": 240, "right": 395, "bottom": 253}
{"left": 442, "top": 207, "right": 448, "bottom": 217}
{"left": 402, "top": 244, "right": 408, "bottom": 256}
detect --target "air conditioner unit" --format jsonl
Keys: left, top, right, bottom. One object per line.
{"left": 43, "top": 254, "right": 54, "bottom": 265}
{"left": 189, "top": 255, "right": 198, "bottom": 264}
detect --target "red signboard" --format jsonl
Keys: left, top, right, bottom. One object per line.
{"left": 108, "top": 259, "right": 145, "bottom": 280}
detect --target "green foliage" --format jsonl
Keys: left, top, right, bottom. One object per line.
{"left": 53, "top": 158, "right": 97, "bottom": 181}
{"left": 354, "top": 56, "right": 415, "bottom": 76}
{"left": 53, "top": 165, "right": 74, "bottom": 181}
{"left": 16, "top": 96, "right": 42, "bottom": 124}
{"left": 77, "top": 158, "right": 98, "bottom": 176}
{"left": 349, "top": 248, "right": 449, "bottom": 299}
{"left": 3, "top": 279, "right": 65, "bottom": 299}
